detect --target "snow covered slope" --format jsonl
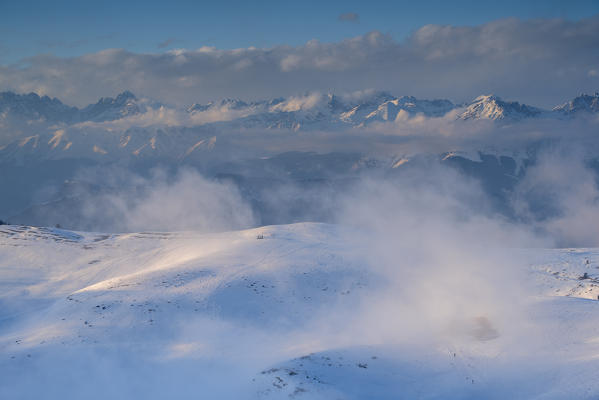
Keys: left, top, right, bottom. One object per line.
{"left": 359, "top": 96, "right": 455, "bottom": 124}
{"left": 1, "top": 223, "right": 599, "bottom": 399}
{"left": 456, "top": 95, "right": 545, "bottom": 121}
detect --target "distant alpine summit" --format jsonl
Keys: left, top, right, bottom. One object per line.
{"left": 78, "top": 90, "right": 142, "bottom": 122}
{"left": 456, "top": 95, "right": 545, "bottom": 121}
{"left": 553, "top": 92, "right": 599, "bottom": 116}
{"left": 0, "top": 90, "right": 145, "bottom": 124}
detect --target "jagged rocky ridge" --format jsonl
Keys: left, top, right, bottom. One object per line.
{"left": 0, "top": 90, "right": 144, "bottom": 124}
{"left": 1, "top": 90, "right": 598, "bottom": 132}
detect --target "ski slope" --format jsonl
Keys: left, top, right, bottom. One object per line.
{"left": 1, "top": 223, "right": 599, "bottom": 399}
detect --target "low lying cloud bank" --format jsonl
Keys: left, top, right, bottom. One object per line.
{"left": 30, "top": 137, "right": 597, "bottom": 251}
{"left": 53, "top": 168, "right": 256, "bottom": 233}
{"left": 513, "top": 145, "right": 599, "bottom": 247}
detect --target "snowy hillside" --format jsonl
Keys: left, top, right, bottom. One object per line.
{"left": 2, "top": 223, "right": 599, "bottom": 399}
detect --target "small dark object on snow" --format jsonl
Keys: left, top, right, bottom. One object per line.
{"left": 357, "top": 363, "right": 368, "bottom": 369}
{"left": 580, "top": 272, "right": 589, "bottom": 280}
{"left": 256, "top": 234, "right": 264, "bottom": 240}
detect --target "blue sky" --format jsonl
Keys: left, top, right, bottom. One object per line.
{"left": 1, "top": 0, "right": 599, "bottom": 63}
{"left": 1, "top": 0, "right": 598, "bottom": 106}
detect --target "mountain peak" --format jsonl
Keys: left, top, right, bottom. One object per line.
{"left": 116, "top": 90, "right": 137, "bottom": 101}
{"left": 0, "top": 91, "right": 78, "bottom": 123}
{"left": 473, "top": 94, "right": 500, "bottom": 102}
{"left": 218, "top": 98, "right": 248, "bottom": 109}
{"left": 458, "top": 94, "right": 543, "bottom": 121}
{"left": 97, "top": 90, "right": 137, "bottom": 105}
{"left": 81, "top": 90, "right": 142, "bottom": 122}
{"left": 553, "top": 92, "right": 599, "bottom": 115}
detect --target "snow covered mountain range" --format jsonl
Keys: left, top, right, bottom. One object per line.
{"left": 1, "top": 89, "right": 597, "bottom": 163}
{"left": 1, "top": 90, "right": 598, "bottom": 133}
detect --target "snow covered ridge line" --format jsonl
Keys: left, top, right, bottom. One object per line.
{"left": 0, "top": 90, "right": 146, "bottom": 124}
{"left": 1, "top": 90, "right": 598, "bottom": 129}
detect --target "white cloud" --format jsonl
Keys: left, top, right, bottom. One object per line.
{"left": 512, "top": 145, "right": 599, "bottom": 247}
{"left": 0, "top": 17, "right": 598, "bottom": 108}
{"left": 269, "top": 93, "right": 323, "bottom": 112}
{"left": 280, "top": 54, "right": 301, "bottom": 72}
{"left": 66, "top": 168, "right": 256, "bottom": 233}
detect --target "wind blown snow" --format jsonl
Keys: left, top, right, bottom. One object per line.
{"left": 2, "top": 165, "right": 599, "bottom": 399}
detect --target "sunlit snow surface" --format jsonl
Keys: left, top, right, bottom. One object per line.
{"left": 1, "top": 223, "right": 599, "bottom": 399}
